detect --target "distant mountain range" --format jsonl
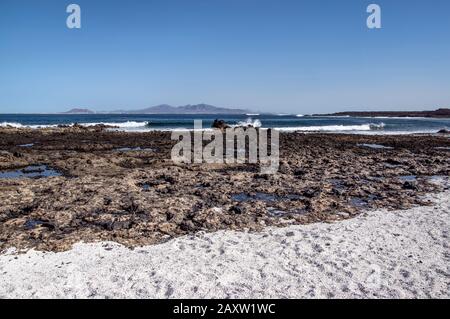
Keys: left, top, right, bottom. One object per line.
{"left": 314, "top": 108, "right": 450, "bottom": 118}
{"left": 63, "top": 104, "right": 251, "bottom": 115}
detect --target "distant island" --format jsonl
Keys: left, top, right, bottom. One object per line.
{"left": 62, "top": 108, "right": 95, "bottom": 114}
{"left": 62, "top": 104, "right": 252, "bottom": 115}
{"left": 62, "top": 106, "right": 450, "bottom": 118}
{"left": 313, "top": 108, "right": 450, "bottom": 118}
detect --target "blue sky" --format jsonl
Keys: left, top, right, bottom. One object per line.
{"left": 1, "top": 0, "right": 449, "bottom": 114}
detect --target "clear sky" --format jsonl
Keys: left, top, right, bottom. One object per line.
{"left": 1, "top": 0, "right": 449, "bottom": 114}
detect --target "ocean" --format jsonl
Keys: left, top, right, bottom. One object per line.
{"left": 1, "top": 114, "right": 449, "bottom": 134}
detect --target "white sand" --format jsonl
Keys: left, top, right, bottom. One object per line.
{"left": 1, "top": 184, "right": 449, "bottom": 299}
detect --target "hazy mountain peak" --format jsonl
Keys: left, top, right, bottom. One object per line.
{"left": 62, "top": 108, "right": 95, "bottom": 114}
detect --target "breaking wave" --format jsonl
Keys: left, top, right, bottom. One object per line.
{"left": 1, "top": 121, "right": 149, "bottom": 129}
{"left": 1, "top": 122, "right": 60, "bottom": 129}
{"left": 1, "top": 122, "right": 26, "bottom": 128}
{"left": 275, "top": 123, "right": 385, "bottom": 132}
{"left": 234, "top": 118, "right": 262, "bottom": 128}
{"left": 82, "top": 121, "right": 149, "bottom": 128}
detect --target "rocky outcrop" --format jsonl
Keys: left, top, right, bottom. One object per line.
{"left": 315, "top": 108, "right": 450, "bottom": 118}
{"left": 211, "top": 119, "right": 230, "bottom": 130}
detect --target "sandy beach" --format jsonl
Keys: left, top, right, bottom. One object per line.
{"left": 0, "top": 179, "right": 448, "bottom": 299}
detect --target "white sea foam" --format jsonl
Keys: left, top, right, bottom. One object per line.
{"left": 81, "top": 121, "right": 149, "bottom": 128}
{"left": 234, "top": 118, "right": 262, "bottom": 128}
{"left": 370, "top": 122, "right": 385, "bottom": 130}
{"left": 0, "top": 122, "right": 59, "bottom": 129}
{"left": 1, "top": 120, "right": 437, "bottom": 135}
{"left": 0, "top": 121, "right": 383, "bottom": 132}
{"left": 1, "top": 122, "right": 26, "bottom": 128}
{"left": 1, "top": 121, "right": 149, "bottom": 129}
{"left": 275, "top": 123, "right": 385, "bottom": 132}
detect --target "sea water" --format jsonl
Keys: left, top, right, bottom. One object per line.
{"left": 1, "top": 113, "right": 449, "bottom": 134}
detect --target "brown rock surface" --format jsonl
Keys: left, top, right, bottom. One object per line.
{"left": 0, "top": 126, "right": 449, "bottom": 252}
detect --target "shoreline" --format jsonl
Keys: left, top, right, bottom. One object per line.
{"left": 313, "top": 108, "right": 450, "bottom": 118}
{"left": 0, "top": 124, "right": 448, "bottom": 135}
{"left": 1, "top": 112, "right": 450, "bottom": 135}
{"left": 1, "top": 179, "right": 448, "bottom": 298}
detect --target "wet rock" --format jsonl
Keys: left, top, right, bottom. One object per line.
{"left": 403, "top": 181, "right": 418, "bottom": 190}
{"left": 112, "top": 220, "right": 132, "bottom": 230}
{"left": 303, "top": 189, "right": 319, "bottom": 198}
{"left": 166, "top": 210, "right": 184, "bottom": 224}
{"left": 211, "top": 119, "right": 230, "bottom": 130}
{"left": 229, "top": 206, "right": 243, "bottom": 214}
{"left": 385, "top": 158, "right": 403, "bottom": 166}
{"left": 293, "top": 169, "right": 306, "bottom": 177}
{"left": 286, "top": 231, "right": 295, "bottom": 237}
{"left": 437, "top": 129, "right": 450, "bottom": 134}
{"left": 162, "top": 175, "right": 176, "bottom": 184}
{"left": 180, "top": 220, "right": 196, "bottom": 231}
{"left": 332, "top": 188, "right": 344, "bottom": 196}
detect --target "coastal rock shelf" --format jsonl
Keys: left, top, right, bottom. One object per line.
{"left": 0, "top": 126, "right": 449, "bottom": 252}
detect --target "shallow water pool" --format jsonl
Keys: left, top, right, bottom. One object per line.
{"left": 0, "top": 165, "right": 61, "bottom": 179}
{"left": 357, "top": 143, "right": 394, "bottom": 150}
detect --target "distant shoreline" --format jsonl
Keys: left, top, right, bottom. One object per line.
{"left": 313, "top": 108, "right": 450, "bottom": 118}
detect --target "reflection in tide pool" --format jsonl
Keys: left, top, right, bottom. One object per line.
{"left": 0, "top": 165, "right": 61, "bottom": 179}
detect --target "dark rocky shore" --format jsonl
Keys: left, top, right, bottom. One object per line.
{"left": 0, "top": 126, "right": 449, "bottom": 252}
{"left": 315, "top": 108, "right": 450, "bottom": 118}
